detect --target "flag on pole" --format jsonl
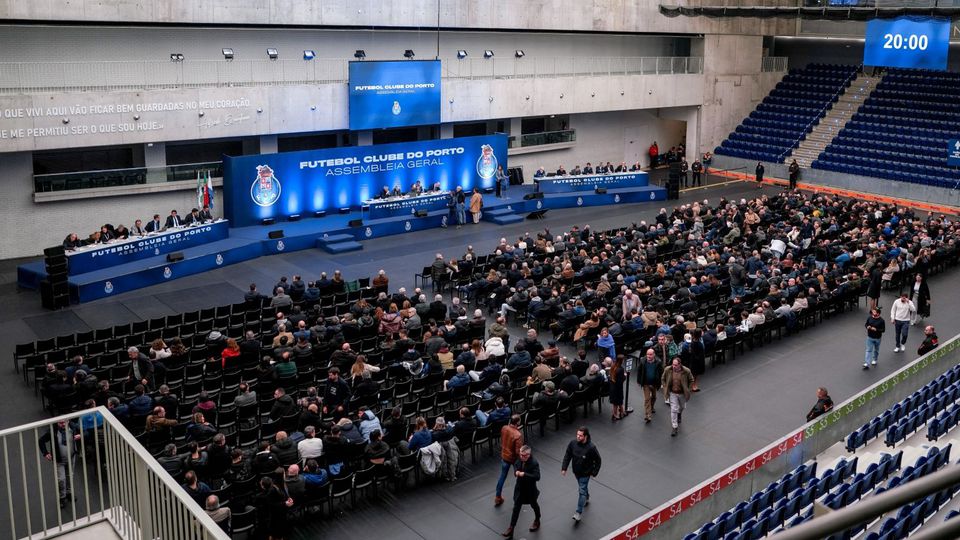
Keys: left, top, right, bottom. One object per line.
{"left": 196, "top": 171, "right": 204, "bottom": 208}
{"left": 197, "top": 170, "right": 214, "bottom": 209}
{"left": 204, "top": 170, "right": 214, "bottom": 209}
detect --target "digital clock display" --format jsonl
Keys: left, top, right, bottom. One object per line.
{"left": 864, "top": 17, "right": 950, "bottom": 70}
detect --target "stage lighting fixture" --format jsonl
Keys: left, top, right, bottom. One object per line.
{"left": 354, "top": 49, "right": 366, "bottom": 59}
{"left": 515, "top": 50, "right": 525, "bottom": 58}
{"left": 404, "top": 49, "right": 415, "bottom": 59}
{"left": 303, "top": 50, "right": 315, "bottom": 60}
{"left": 457, "top": 50, "right": 468, "bottom": 59}
{"left": 313, "top": 211, "right": 327, "bottom": 218}
{"left": 483, "top": 50, "right": 495, "bottom": 59}
{"left": 222, "top": 48, "right": 234, "bottom": 60}
{"left": 288, "top": 214, "right": 301, "bottom": 222}
{"left": 267, "top": 48, "right": 279, "bottom": 60}
{"left": 261, "top": 218, "right": 275, "bottom": 225}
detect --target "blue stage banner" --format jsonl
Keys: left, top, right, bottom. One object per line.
{"left": 349, "top": 60, "right": 441, "bottom": 130}
{"left": 223, "top": 134, "right": 507, "bottom": 228}
{"left": 66, "top": 220, "right": 230, "bottom": 275}
{"left": 366, "top": 192, "right": 450, "bottom": 220}
{"left": 536, "top": 172, "right": 649, "bottom": 194}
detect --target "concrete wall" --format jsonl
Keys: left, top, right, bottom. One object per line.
{"left": 507, "top": 109, "right": 687, "bottom": 179}
{"left": 0, "top": 0, "right": 796, "bottom": 36}
{"left": 696, "top": 35, "right": 783, "bottom": 161}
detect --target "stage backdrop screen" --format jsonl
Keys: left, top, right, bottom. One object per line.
{"left": 863, "top": 16, "right": 950, "bottom": 70}
{"left": 223, "top": 134, "right": 507, "bottom": 227}
{"left": 349, "top": 60, "right": 441, "bottom": 131}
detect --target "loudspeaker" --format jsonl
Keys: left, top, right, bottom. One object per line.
{"left": 40, "top": 280, "right": 69, "bottom": 310}
{"left": 523, "top": 191, "right": 544, "bottom": 201}
{"left": 526, "top": 210, "right": 549, "bottom": 220}
{"left": 44, "top": 246, "right": 65, "bottom": 258}
{"left": 267, "top": 230, "right": 284, "bottom": 239}
{"left": 508, "top": 167, "right": 524, "bottom": 185}
{"left": 595, "top": 187, "right": 607, "bottom": 194}
{"left": 348, "top": 219, "right": 363, "bottom": 228}
{"left": 669, "top": 162, "right": 683, "bottom": 174}
{"left": 167, "top": 252, "right": 185, "bottom": 263}
{"left": 414, "top": 210, "right": 428, "bottom": 218}
{"left": 666, "top": 176, "right": 680, "bottom": 200}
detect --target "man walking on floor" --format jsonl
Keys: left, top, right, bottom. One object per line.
{"left": 502, "top": 445, "right": 541, "bottom": 539}
{"left": 637, "top": 348, "right": 663, "bottom": 423}
{"left": 661, "top": 358, "right": 694, "bottom": 437}
{"left": 494, "top": 414, "right": 524, "bottom": 507}
{"left": 864, "top": 307, "right": 885, "bottom": 369}
{"left": 561, "top": 427, "right": 602, "bottom": 523}
{"left": 890, "top": 293, "right": 916, "bottom": 353}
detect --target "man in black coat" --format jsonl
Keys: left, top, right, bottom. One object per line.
{"left": 561, "top": 427, "right": 602, "bottom": 522}
{"left": 502, "top": 445, "right": 541, "bottom": 538}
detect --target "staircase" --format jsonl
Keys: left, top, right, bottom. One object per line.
{"left": 787, "top": 74, "right": 881, "bottom": 168}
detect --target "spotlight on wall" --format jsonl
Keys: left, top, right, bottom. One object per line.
{"left": 515, "top": 50, "right": 525, "bottom": 58}
{"left": 483, "top": 50, "right": 495, "bottom": 59}
{"left": 267, "top": 48, "right": 279, "bottom": 60}
{"left": 303, "top": 50, "right": 315, "bottom": 60}
{"left": 221, "top": 48, "right": 234, "bottom": 60}
{"left": 403, "top": 49, "right": 415, "bottom": 59}
{"left": 457, "top": 50, "right": 468, "bottom": 59}
{"left": 354, "top": 49, "right": 366, "bottom": 60}
{"left": 288, "top": 214, "right": 301, "bottom": 222}
{"left": 170, "top": 53, "right": 184, "bottom": 62}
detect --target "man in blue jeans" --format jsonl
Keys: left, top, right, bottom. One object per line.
{"left": 889, "top": 293, "right": 916, "bottom": 354}
{"left": 452, "top": 186, "right": 466, "bottom": 229}
{"left": 495, "top": 415, "right": 523, "bottom": 506}
{"left": 864, "top": 308, "right": 885, "bottom": 370}
{"left": 561, "top": 426, "right": 602, "bottom": 522}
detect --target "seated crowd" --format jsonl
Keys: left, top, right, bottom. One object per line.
{"left": 62, "top": 205, "right": 217, "bottom": 250}
{"left": 33, "top": 187, "right": 960, "bottom": 538}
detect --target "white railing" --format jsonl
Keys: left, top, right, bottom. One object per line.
{"left": 762, "top": 56, "right": 789, "bottom": 73}
{"left": 0, "top": 407, "right": 228, "bottom": 540}
{"left": 0, "top": 56, "right": 704, "bottom": 93}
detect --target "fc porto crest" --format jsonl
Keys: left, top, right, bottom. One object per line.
{"left": 477, "top": 144, "right": 498, "bottom": 180}
{"left": 365, "top": 227, "right": 373, "bottom": 238}
{"left": 441, "top": 215, "right": 448, "bottom": 228}
{"left": 576, "top": 196, "right": 584, "bottom": 206}
{"left": 251, "top": 164, "right": 282, "bottom": 207}
{"left": 405, "top": 221, "right": 412, "bottom": 231}
{"left": 391, "top": 100, "right": 402, "bottom": 116}
{"left": 163, "top": 266, "right": 172, "bottom": 279}
{"left": 215, "top": 253, "right": 224, "bottom": 266}
{"left": 536, "top": 200, "right": 543, "bottom": 210}
{"left": 649, "top": 192, "right": 656, "bottom": 200}
{"left": 154, "top": 247, "right": 160, "bottom": 256}
{"left": 614, "top": 194, "right": 621, "bottom": 203}
{"left": 104, "top": 281, "right": 114, "bottom": 294}
{"left": 276, "top": 240, "right": 285, "bottom": 251}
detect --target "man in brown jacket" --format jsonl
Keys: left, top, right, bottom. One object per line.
{"left": 495, "top": 414, "right": 524, "bottom": 506}
{"left": 145, "top": 406, "right": 177, "bottom": 433}
{"left": 661, "top": 358, "right": 694, "bottom": 437}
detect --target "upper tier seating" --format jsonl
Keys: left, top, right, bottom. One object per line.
{"left": 715, "top": 63, "right": 858, "bottom": 163}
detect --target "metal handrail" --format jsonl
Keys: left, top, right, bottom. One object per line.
{"left": 777, "top": 68, "right": 858, "bottom": 162}
{"left": 0, "top": 56, "right": 704, "bottom": 93}
{"left": 776, "top": 463, "right": 960, "bottom": 540}
{"left": 0, "top": 407, "right": 229, "bottom": 540}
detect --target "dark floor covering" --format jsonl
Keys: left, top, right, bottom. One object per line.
{"left": 0, "top": 172, "right": 958, "bottom": 540}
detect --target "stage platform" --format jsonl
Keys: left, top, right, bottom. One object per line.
{"left": 18, "top": 182, "right": 665, "bottom": 303}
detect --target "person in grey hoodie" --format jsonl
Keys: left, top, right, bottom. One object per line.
{"left": 358, "top": 407, "right": 383, "bottom": 443}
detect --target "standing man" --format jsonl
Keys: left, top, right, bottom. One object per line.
{"left": 648, "top": 141, "right": 659, "bottom": 168}
{"left": 806, "top": 387, "right": 833, "bottom": 421}
{"left": 494, "top": 414, "right": 524, "bottom": 507}
{"left": 661, "top": 358, "right": 693, "bottom": 437}
{"left": 890, "top": 293, "right": 916, "bottom": 353}
{"left": 470, "top": 188, "right": 484, "bottom": 224}
{"left": 918, "top": 326, "right": 939, "bottom": 356}
{"left": 691, "top": 159, "right": 703, "bottom": 187}
{"left": 496, "top": 165, "right": 508, "bottom": 198}
{"left": 454, "top": 186, "right": 466, "bottom": 229}
{"left": 561, "top": 427, "right": 602, "bottom": 523}
{"left": 39, "top": 420, "right": 80, "bottom": 508}
{"left": 680, "top": 158, "right": 689, "bottom": 188}
{"left": 788, "top": 159, "right": 800, "bottom": 190}
{"left": 755, "top": 162, "right": 765, "bottom": 188}
{"left": 502, "top": 445, "right": 541, "bottom": 539}
{"left": 864, "top": 308, "right": 885, "bottom": 369}
{"left": 637, "top": 348, "right": 663, "bottom": 424}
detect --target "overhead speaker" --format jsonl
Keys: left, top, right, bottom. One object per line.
{"left": 414, "top": 210, "right": 428, "bottom": 218}
{"left": 166, "top": 252, "right": 184, "bottom": 262}
{"left": 595, "top": 187, "right": 607, "bottom": 194}
{"left": 267, "top": 230, "right": 285, "bottom": 239}
{"left": 348, "top": 219, "right": 363, "bottom": 228}
{"left": 523, "top": 192, "right": 544, "bottom": 200}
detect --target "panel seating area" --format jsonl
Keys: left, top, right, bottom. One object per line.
{"left": 813, "top": 68, "right": 960, "bottom": 188}
{"left": 715, "top": 63, "right": 858, "bottom": 162}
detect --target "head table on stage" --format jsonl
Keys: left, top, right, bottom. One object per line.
{"left": 65, "top": 219, "right": 230, "bottom": 275}
{"left": 363, "top": 191, "right": 453, "bottom": 220}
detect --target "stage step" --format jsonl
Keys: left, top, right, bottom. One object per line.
{"left": 490, "top": 214, "right": 524, "bottom": 225}
{"left": 316, "top": 233, "right": 355, "bottom": 246}
{"left": 320, "top": 240, "right": 363, "bottom": 254}
{"left": 484, "top": 207, "right": 515, "bottom": 217}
